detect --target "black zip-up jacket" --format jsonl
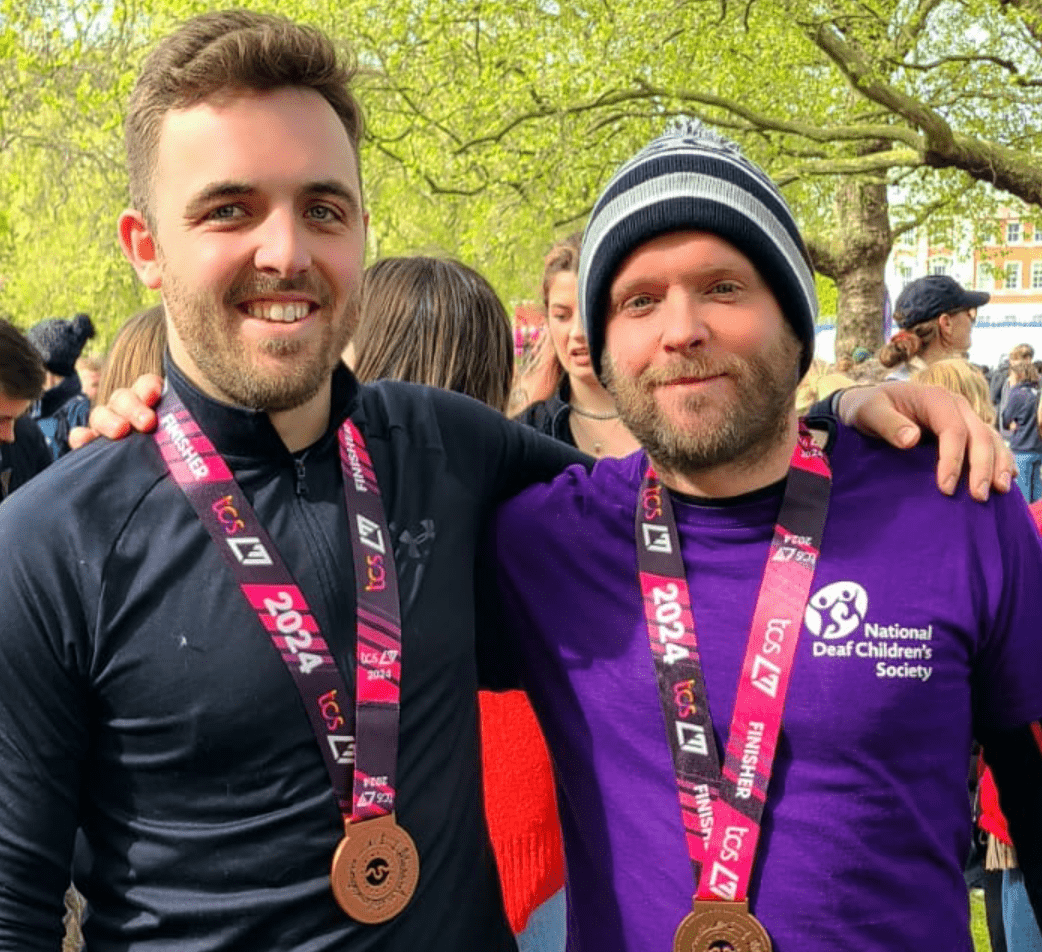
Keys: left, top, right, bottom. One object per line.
{"left": 514, "top": 379, "right": 576, "bottom": 448}
{"left": 0, "top": 361, "right": 585, "bottom": 951}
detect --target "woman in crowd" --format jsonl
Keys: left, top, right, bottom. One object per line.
{"left": 348, "top": 255, "right": 567, "bottom": 952}
{"left": 878, "top": 275, "right": 986, "bottom": 381}
{"left": 1000, "top": 357, "right": 1042, "bottom": 503}
{"left": 514, "top": 235, "right": 639, "bottom": 459}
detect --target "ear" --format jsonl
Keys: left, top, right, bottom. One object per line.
{"left": 118, "top": 209, "right": 162, "bottom": 290}
{"left": 936, "top": 311, "right": 955, "bottom": 343}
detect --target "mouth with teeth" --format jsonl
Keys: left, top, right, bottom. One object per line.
{"left": 241, "top": 300, "right": 314, "bottom": 324}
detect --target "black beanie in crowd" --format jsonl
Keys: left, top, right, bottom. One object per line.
{"left": 27, "top": 312, "right": 96, "bottom": 377}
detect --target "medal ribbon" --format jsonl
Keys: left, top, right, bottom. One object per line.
{"left": 636, "top": 426, "right": 831, "bottom": 905}
{"left": 154, "top": 393, "right": 403, "bottom": 827}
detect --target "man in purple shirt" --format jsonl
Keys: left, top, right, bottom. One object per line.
{"left": 486, "top": 125, "right": 1042, "bottom": 951}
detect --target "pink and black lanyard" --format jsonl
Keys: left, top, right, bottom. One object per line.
{"left": 636, "top": 426, "right": 832, "bottom": 905}
{"left": 154, "top": 392, "right": 403, "bottom": 828}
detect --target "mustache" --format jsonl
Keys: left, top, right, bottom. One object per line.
{"left": 225, "top": 273, "right": 332, "bottom": 307}
{"left": 638, "top": 355, "right": 744, "bottom": 387}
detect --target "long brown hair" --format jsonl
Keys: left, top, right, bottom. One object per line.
{"left": 96, "top": 306, "right": 167, "bottom": 406}
{"left": 352, "top": 257, "right": 514, "bottom": 412}
{"left": 878, "top": 321, "right": 940, "bottom": 369}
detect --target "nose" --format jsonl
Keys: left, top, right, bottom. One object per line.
{"left": 252, "top": 207, "right": 312, "bottom": 278}
{"left": 567, "top": 309, "right": 587, "bottom": 345}
{"left": 661, "top": 290, "right": 710, "bottom": 354}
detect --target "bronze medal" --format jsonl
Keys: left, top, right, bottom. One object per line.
{"left": 673, "top": 899, "right": 772, "bottom": 952}
{"left": 331, "top": 814, "right": 420, "bottom": 924}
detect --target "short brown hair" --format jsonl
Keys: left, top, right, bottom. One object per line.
{"left": 97, "top": 306, "right": 167, "bottom": 407}
{"left": 0, "top": 319, "right": 46, "bottom": 402}
{"left": 125, "top": 10, "right": 364, "bottom": 220}
{"left": 352, "top": 257, "right": 514, "bottom": 413}
{"left": 1011, "top": 343, "right": 1035, "bottom": 362}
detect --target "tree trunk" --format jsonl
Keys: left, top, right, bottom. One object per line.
{"left": 812, "top": 170, "right": 893, "bottom": 362}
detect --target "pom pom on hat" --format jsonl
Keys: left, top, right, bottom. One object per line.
{"left": 27, "top": 312, "right": 96, "bottom": 377}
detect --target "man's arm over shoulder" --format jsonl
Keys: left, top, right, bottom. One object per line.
{"left": 380, "top": 383, "right": 591, "bottom": 503}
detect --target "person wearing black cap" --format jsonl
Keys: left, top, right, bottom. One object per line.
{"left": 26, "top": 311, "right": 96, "bottom": 459}
{"left": 879, "top": 275, "right": 990, "bottom": 380}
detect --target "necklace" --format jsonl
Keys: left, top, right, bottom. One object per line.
{"left": 569, "top": 402, "right": 619, "bottom": 421}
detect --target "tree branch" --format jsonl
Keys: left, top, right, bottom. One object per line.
{"left": 890, "top": 184, "right": 972, "bottom": 239}
{"left": 772, "top": 147, "right": 922, "bottom": 186}
{"left": 809, "top": 20, "right": 956, "bottom": 149}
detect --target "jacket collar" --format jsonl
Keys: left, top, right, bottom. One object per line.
{"left": 165, "top": 356, "right": 361, "bottom": 462}
{"left": 39, "top": 374, "right": 84, "bottom": 417}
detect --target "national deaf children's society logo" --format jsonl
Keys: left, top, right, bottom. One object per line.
{"left": 804, "top": 581, "right": 868, "bottom": 640}
{"left": 804, "top": 580, "right": 935, "bottom": 683}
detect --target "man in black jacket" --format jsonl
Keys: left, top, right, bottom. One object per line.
{"left": 0, "top": 11, "right": 586, "bottom": 951}
{"left": 0, "top": 318, "right": 50, "bottom": 501}
{"left": 0, "top": 9, "right": 1021, "bottom": 952}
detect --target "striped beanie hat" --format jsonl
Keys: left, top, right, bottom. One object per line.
{"left": 578, "top": 123, "right": 818, "bottom": 378}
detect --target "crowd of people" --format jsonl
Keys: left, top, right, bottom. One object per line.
{"left": 0, "top": 10, "right": 1040, "bottom": 952}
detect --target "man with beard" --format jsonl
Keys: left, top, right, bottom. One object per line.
{"left": 483, "top": 126, "right": 1042, "bottom": 951}
{"left": 0, "top": 11, "right": 583, "bottom": 951}
{"left": 15, "top": 13, "right": 1019, "bottom": 952}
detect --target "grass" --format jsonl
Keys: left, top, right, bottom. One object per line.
{"left": 971, "top": 890, "right": 991, "bottom": 951}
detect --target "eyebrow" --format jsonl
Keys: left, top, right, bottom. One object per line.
{"left": 183, "top": 179, "right": 362, "bottom": 219}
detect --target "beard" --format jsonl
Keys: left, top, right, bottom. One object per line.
{"left": 603, "top": 328, "right": 802, "bottom": 480}
{"left": 162, "top": 266, "right": 359, "bottom": 413}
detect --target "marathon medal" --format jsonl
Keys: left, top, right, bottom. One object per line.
{"left": 156, "top": 400, "right": 418, "bottom": 924}
{"left": 636, "top": 427, "right": 832, "bottom": 952}
{"left": 331, "top": 814, "right": 420, "bottom": 923}
{"left": 673, "top": 899, "right": 772, "bottom": 952}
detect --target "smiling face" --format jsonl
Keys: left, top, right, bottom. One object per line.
{"left": 120, "top": 86, "right": 366, "bottom": 412}
{"left": 602, "top": 230, "right": 801, "bottom": 483}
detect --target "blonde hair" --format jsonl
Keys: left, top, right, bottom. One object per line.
{"left": 912, "top": 359, "right": 996, "bottom": 426}
{"left": 96, "top": 306, "right": 167, "bottom": 407}
{"left": 795, "top": 358, "right": 854, "bottom": 416}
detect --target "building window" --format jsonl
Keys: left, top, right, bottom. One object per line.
{"left": 928, "top": 257, "right": 950, "bottom": 276}
{"left": 897, "top": 262, "right": 913, "bottom": 283}
{"left": 1032, "top": 260, "right": 1042, "bottom": 290}
{"left": 1004, "top": 262, "right": 1022, "bottom": 290}
{"left": 1007, "top": 221, "right": 1022, "bottom": 244}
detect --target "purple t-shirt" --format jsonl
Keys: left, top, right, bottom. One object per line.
{"left": 489, "top": 424, "right": 1042, "bottom": 952}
